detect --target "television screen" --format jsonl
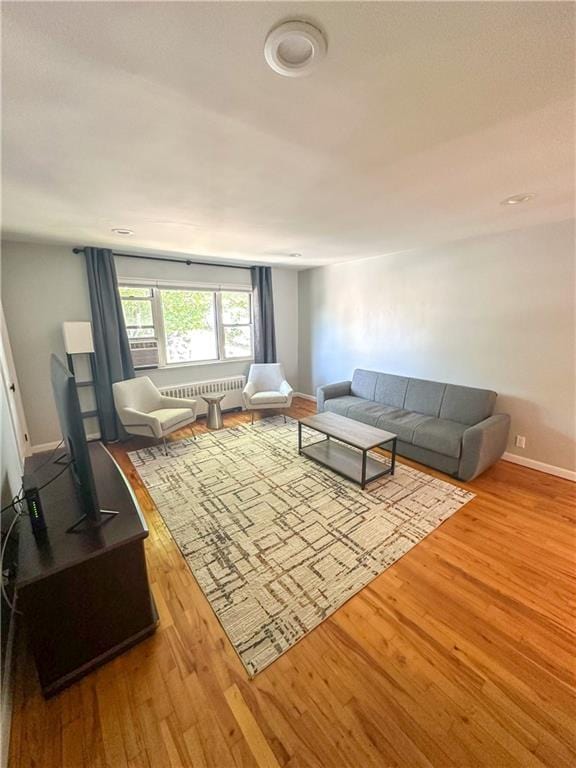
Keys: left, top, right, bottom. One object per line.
{"left": 50, "top": 354, "right": 102, "bottom": 527}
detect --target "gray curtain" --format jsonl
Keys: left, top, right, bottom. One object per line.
{"left": 251, "top": 266, "right": 277, "bottom": 364}
{"left": 85, "top": 247, "right": 135, "bottom": 442}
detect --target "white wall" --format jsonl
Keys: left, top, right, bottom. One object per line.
{"left": 1, "top": 241, "right": 298, "bottom": 447}
{"left": 0, "top": 258, "right": 22, "bottom": 768}
{"left": 298, "top": 219, "right": 576, "bottom": 472}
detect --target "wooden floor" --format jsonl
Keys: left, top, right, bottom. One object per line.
{"left": 8, "top": 398, "right": 576, "bottom": 768}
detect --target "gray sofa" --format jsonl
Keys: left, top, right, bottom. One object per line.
{"left": 317, "top": 369, "right": 510, "bottom": 481}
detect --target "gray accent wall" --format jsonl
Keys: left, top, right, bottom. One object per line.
{"left": 1, "top": 241, "right": 298, "bottom": 447}
{"left": 298, "top": 219, "right": 575, "bottom": 471}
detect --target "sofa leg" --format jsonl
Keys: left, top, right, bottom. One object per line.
{"left": 191, "top": 426, "right": 196, "bottom": 441}
{"left": 251, "top": 411, "right": 254, "bottom": 425}
{"left": 283, "top": 414, "right": 287, "bottom": 424}
{"left": 162, "top": 437, "right": 168, "bottom": 456}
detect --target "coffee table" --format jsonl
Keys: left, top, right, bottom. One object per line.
{"left": 298, "top": 412, "right": 397, "bottom": 489}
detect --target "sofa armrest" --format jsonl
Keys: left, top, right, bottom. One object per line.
{"left": 158, "top": 394, "right": 198, "bottom": 415}
{"left": 119, "top": 407, "right": 163, "bottom": 439}
{"left": 316, "top": 380, "right": 352, "bottom": 412}
{"left": 458, "top": 414, "right": 511, "bottom": 481}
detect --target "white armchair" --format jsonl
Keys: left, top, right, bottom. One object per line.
{"left": 242, "top": 363, "right": 294, "bottom": 424}
{"left": 113, "top": 376, "right": 197, "bottom": 452}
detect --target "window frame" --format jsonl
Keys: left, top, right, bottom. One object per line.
{"left": 216, "top": 289, "right": 254, "bottom": 361}
{"left": 118, "top": 279, "right": 254, "bottom": 369}
{"left": 118, "top": 286, "right": 157, "bottom": 342}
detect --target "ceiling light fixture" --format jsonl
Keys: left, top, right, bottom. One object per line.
{"left": 289, "top": 253, "right": 302, "bottom": 258}
{"left": 264, "top": 21, "right": 327, "bottom": 77}
{"left": 500, "top": 193, "right": 536, "bottom": 206}
{"left": 111, "top": 228, "right": 134, "bottom": 236}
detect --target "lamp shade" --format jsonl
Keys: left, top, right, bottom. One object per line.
{"left": 62, "top": 322, "right": 95, "bottom": 354}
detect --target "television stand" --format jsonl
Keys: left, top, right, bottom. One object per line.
{"left": 16, "top": 443, "right": 158, "bottom": 697}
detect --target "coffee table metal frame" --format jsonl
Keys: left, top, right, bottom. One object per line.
{"left": 297, "top": 414, "right": 397, "bottom": 490}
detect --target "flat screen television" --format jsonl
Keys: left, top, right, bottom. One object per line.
{"left": 50, "top": 354, "right": 117, "bottom": 532}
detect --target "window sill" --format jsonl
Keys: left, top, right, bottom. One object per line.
{"left": 137, "top": 358, "right": 254, "bottom": 373}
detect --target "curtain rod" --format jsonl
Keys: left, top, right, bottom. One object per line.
{"left": 72, "top": 247, "right": 253, "bottom": 271}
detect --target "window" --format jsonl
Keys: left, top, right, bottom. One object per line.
{"left": 119, "top": 286, "right": 156, "bottom": 339}
{"left": 220, "top": 291, "right": 252, "bottom": 359}
{"left": 160, "top": 289, "right": 218, "bottom": 364}
{"left": 119, "top": 283, "right": 253, "bottom": 368}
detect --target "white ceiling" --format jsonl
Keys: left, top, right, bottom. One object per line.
{"left": 2, "top": 1, "right": 574, "bottom": 268}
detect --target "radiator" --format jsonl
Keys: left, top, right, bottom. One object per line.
{"left": 159, "top": 375, "right": 246, "bottom": 415}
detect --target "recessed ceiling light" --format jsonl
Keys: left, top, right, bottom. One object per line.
{"left": 289, "top": 253, "right": 302, "bottom": 258}
{"left": 111, "top": 228, "right": 134, "bottom": 236}
{"left": 500, "top": 193, "right": 536, "bottom": 206}
{"left": 264, "top": 21, "right": 327, "bottom": 78}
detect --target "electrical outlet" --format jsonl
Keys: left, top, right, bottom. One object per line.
{"left": 515, "top": 435, "right": 526, "bottom": 449}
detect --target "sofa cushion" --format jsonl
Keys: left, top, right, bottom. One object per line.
{"left": 346, "top": 401, "right": 400, "bottom": 427}
{"left": 351, "top": 369, "right": 378, "bottom": 400}
{"left": 439, "top": 384, "right": 496, "bottom": 426}
{"left": 412, "top": 418, "right": 468, "bottom": 458}
{"left": 324, "top": 396, "right": 366, "bottom": 416}
{"left": 374, "top": 373, "right": 409, "bottom": 409}
{"left": 376, "top": 410, "right": 433, "bottom": 443}
{"left": 404, "top": 379, "right": 447, "bottom": 417}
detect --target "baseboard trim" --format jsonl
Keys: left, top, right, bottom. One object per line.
{"left": 31, "top": 425, "right": 573, "bottom": 482}
{"left": 294, "top": 392, "right": 317, "bottom": 402}
{"left": 502, "top": 452, "right": 575, "bottom": 482}
{"left": 32, "top": 434, "right": 100, "bottom": 454}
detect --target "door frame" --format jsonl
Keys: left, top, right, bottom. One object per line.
{"left": 1, "top": 304, "right": 31, "bottom": 461}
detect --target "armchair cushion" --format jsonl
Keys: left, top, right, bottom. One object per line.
{"left": 249, "top": 391, "right": 290, "bottom": 406}
{"left": 158, "top": 394, "right": 198, "bottom": 414}
{"left": 150, "top": 408, "right": 196, "bottom": 432}
{"left": 119, "top": 407, "right": 163, "bottom": 439}
{"left": 246, "top": 363, "right": 286, "bottom": 390}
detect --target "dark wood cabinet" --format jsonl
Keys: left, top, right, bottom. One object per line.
{"left": 17, "top": 443, "right": 158, "bottom": 697}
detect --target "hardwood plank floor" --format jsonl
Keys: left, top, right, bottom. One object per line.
{"left": 8, "top": 398, "right": 576, "bottom": 767}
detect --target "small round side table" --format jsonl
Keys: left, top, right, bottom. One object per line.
{"left": 202, "top": 393, "right": 225, "bottom": 430}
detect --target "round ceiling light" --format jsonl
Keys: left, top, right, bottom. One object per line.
{"left": 264, "top": 21, "right": 327, "bottom": 77}
{"left": 500, "top": 193, "right": 536, "bottom": 206}
{"left": 111, "top": 228, "right": 134, "bottom": 236}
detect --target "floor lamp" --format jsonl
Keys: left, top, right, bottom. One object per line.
{"left": 62, "top": 321, "right": 102, "bottom": 440}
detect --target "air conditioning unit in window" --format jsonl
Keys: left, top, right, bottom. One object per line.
{"left": 129, "top": 339, "right": 159, "bottom": 369}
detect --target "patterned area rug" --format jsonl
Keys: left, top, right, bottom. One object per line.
{"left": 129, "top": 417, "right": 474, "bottom": 676}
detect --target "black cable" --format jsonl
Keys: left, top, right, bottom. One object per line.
{"left": 1, "top": 442, "right": 64, "bottom": 517}
{"left": 34, "top": 439, "right": 65, "bottom": 472}
{"left": 0, "top": 459, "right": 72, "bottom": 517}
{"left": 0, "top": 496, "right": 23, "bottom": 518}
{"left": 35, "top": 460, "right": 73, "bottom": 492}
